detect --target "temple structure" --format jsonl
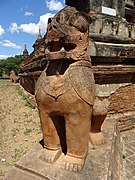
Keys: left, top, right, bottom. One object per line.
{"left": 88, "top": 0, "right": 135, "bottom": 85}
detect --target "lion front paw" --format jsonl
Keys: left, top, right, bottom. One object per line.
{"left": 89, "top": 132, "right": 105, "bottom": 145}
{"left": 62, "top": 162, "right": 83, "bottom": 172}
{"left": 39, "top": 148, "right": 62, "bottom": 163}
{"left": 62, "top": 155, "right": 85, "bottom": 172}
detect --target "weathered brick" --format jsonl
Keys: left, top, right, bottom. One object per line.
{"left": 125, "top": 163, "right": 135, "bottom": 171}
{"left": 125, "top": 148, "right": 135, "bottom": 157}
{"left": 126, "top": 171, "right": 134, "bottom": 179}
{"left": 108, "top": 85, "right": 135, "bottom": 113}
{"left": 125, "top": 159, "right": 132, "bottom": 164}
{"left": 125, "top": 144, "right": 135, "bottom": 152}
{"left": 128, "top": 155, "right": 135, "bottom": 162}
{"left": 131, "top": 169, "right": 135, "bottom": 176}
{"left": 129, "top": 142, "right": 135, "bottom": 148}
{"left": 122, "top": 129, "right": 135, "bottom": 179}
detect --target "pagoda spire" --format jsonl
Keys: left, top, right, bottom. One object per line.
{"left": 22, "top": 41, "right": 28, "bottom": 60}
{"left": 37, "top": 26, "right": 42, "bottom": 40}
{"left": 24, "top": 41, "right": 27, "bottom": 51}
{"left": 32, "top": 27, "right": 42, "bottom": 49}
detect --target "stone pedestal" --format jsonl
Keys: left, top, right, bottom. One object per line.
{"left": 4, "top": 119, "right": 120, "bottom": 180}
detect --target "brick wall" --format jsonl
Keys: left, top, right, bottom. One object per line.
{"left": 108, "top": 84, "right": 135, "bottom": 114}
{"left": 96, "top": 83, "right": 135, "bottom": 131}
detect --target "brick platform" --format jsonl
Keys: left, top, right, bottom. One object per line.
{"left": 121, "top": 129, "right": 135, "bottom": 179}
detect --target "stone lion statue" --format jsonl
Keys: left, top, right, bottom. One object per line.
{"left": 10, "top": 70, "right": 20, "bottom": 83}
{"left": 35, "top": 6, "right": 107, "bottom": 172}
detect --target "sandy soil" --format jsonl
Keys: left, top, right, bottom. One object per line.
{"left": 0, "top": 80, "right": 42, "bottom": 179}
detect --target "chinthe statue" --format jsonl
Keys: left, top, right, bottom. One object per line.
{"left": 35, "top": 6, "right": 107, "bottom": 172}
{"left": 10, "top": 70, "right": 20, "bottom": 83}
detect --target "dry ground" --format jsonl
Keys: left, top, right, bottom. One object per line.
{"left": 0, "top": 80, "right": 42, "bottom": 179}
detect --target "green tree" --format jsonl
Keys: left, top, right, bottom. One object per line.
{"left": 0, "top": 55, "right": 22, "bottom": 76}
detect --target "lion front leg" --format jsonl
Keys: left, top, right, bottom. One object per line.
{"left": 38, "top": 104, "right": 62, "bottom": 163}
{"left": 62, "top": 102, "right": 93, "bottom": 172}
{"left": 89, "top": 99, "right": 107, "bottom": 145}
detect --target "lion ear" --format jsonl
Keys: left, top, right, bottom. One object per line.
{"left": 74, "top": 17, "right": 89, "bottom": 32}
{"left": 69, "top": 13, "right": 90, "bottom": 32}
{"left": 80, "top": 12, "right": 92, "bottom": 24}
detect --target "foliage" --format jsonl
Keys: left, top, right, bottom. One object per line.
{"left": 0, "top": 55, "right": 22, "bottom": 76}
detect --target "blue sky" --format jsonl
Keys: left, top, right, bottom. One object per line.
{"left": 0, "top": 0, "right": 65, "bottom": 59}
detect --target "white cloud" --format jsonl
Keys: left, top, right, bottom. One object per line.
{"left": 24, "top": 11, "right": 34, "bottom": 17}
{"left": 9, "top": 22, "right": 19, "bottom": 33}
{"left": 0, "top": 25, "right": 4, "bottom": 36}
{"left": 2, "top": 40, "right": 21, "bottom": 49}
{"left": 39, "top": 13, "right": 55, "bottom": 34}
{"left": 19, "top": 23, "right": 39, "bottom": 35}
{"left": 9, "top": 13, "right": 54, "bottom": 35}
{"left": 46, "top": 0, "right": 64, "bottom": 11}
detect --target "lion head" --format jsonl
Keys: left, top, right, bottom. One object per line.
{"left": 45, "top": 6, "right": 91, "bottom": 61}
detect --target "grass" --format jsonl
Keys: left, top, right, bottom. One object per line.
{"left": 0, "top": 80, "right": 9, "bottom": 87}
{"left": 16, "top": 88, "right": 33, "bottom": 108}
{"left": 24, "top": 128, "right": 32, "bottom": 135}
{"left": 11, "top": 148, "right": 25, "bottom": 163}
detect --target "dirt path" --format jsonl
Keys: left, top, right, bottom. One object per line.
{"left": 0, "top": 80, "right": 42, "bottom": 179}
